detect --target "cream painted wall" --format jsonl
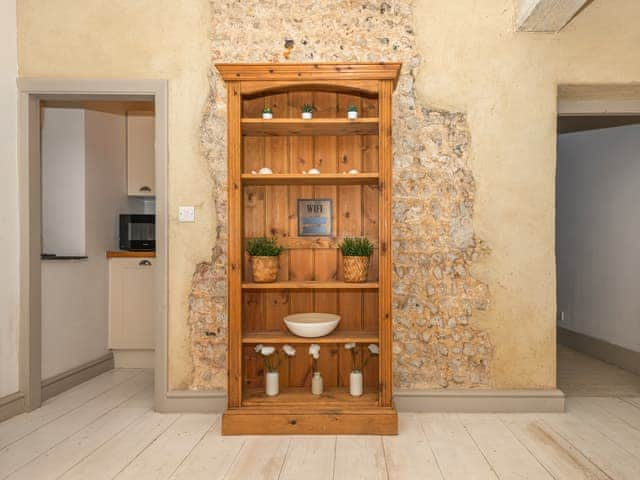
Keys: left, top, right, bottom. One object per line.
{"left": 413, "top": 0, "right": 640, "bottom": 388}
{"left": 16, "top": 0, "right": 640, "bottom": 390}
{"left": 17, "top": 1, "right": 213, "bottom": 389}
{"left": 0, "top": 0, "right": 19, "bottom": 398}
{"left": 557, "top": 125, "right": 640, "bottom": 353}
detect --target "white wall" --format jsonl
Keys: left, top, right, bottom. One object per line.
{"left": 557, "top": 124, "right": 640, "bottom": 353}
{"left": 0, "top": 0, "right": 19, "bottom": 397}
{"left": 42, "top": 108, "right": 86, "bottom": 257}
{"left": 41, "top": 108, "right": 130, "bottom": 379}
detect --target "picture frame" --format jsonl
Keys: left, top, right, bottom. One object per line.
{"left": 297, "top": 198, "right": 333, "bottom": 236}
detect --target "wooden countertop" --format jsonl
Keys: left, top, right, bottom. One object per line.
{"left": 106, "top": 251, "right": 156, "bottom": 258}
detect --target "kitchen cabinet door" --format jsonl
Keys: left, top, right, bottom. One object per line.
{"left": 127, "top": 111, "right": 155, "bottom": 196}
{"left": 108, "top": 257, "right": 154, "bottom": 349}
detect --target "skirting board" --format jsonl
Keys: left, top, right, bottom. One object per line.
{"left": 558, "top": 326, "right": 640, "bottom": 376}
{"left": 113, "top": 349, "right": 154, "bottom": 369}
{"left": 157, "top": 389, "right": 564, "bottom": 413}
{"left": 41, "top": 352, "right": 114, "bottom": 401}
{"left": 157, "top": 390, "right": 226, "bottom": 413}
{"left": 394, "top": 389, "right": 565, "bottom": 412}
{"left": 0, "top": 392, "right": 26, "bottom": 422}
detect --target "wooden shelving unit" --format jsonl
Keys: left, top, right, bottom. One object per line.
{"left": 217, "top": 62, "right": 400, "bottom": 435}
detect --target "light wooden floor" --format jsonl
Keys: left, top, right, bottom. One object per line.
{"left": 1, "top": 349, "right": 640, "bottom": 479}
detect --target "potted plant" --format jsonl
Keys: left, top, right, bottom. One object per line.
{"left": 345, "top": 343, "right": 379, "bottom": 396}
{"left": 309, "top": 344, "right": 322, "bottom": 395}
{"left": 262, "top": 107, "right": 273, "bottom": 119}
{"left": 339, "top": 237, "right": 374, "bottom": 283}
{"left": 301, "top": 103, "right": 315, "bottom": 119}
{"left": 255, "top": 344, "right": 296, "bottom": 396}
{"left": 347, "top": 104, "right": 358, "bottom": 120}
{"left": 247, "top": 237, "right": 284, "bottom": 283}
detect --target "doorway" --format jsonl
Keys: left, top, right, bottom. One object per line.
{"left": 17, "top": 80, "right": 168, "bottom": 412}
{"left": 556, "top": 88, "right": 640, "bottom": 395}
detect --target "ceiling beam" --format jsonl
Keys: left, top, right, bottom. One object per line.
{"left": 515, "top": 0, "right": 591, "bottom": 32}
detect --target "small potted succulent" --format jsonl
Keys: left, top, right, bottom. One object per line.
{"left": 345, "top": 343, "right": 379, "bottom": 396}
{"left": 301, "top": 103, "right": 315, "bottom": 119}
{"left": 262, "top": 106, "right": 273, "bottom": 120}
{"left": 255, "top": 344, "right": 295, "bottom": 396}
{"left": 309, "top": 344, "right": 322, "bottom": 395}
{"left": 339, "top": 237, "right": 374, "bottom": 283}
{"left": 247, "top": 237, "right": 284, "bottom": 283}
{"left": 347, "top": 104, "right": 358, "bottom": 120}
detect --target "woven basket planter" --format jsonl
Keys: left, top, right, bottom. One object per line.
{"left": 343, "top": 256, "right": 370, "bottom": 283}
{"left": 250, "top": 256, "right": 279, "bottom": 283}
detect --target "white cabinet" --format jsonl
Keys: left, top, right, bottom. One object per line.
{"left": 108, "top": 257, "right": 154, "bottom": 349}
{"left": 127, "top": 111, "right": 155, "bottom": 196}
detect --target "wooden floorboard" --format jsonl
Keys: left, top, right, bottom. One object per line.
{"left": 540, "top": 410, "right": 640, "bottom": 479}
{"left": 169, "top": 421, "right": 245, "bottom": 480}
{"left": 420, "top": 413, "right": 498, "bottom": 479}
{"left": 460, "top": 413, "right": 555, "bottom": 479}
{"left": 500, "top": 414, "right": 609, "bottom": 479}
{"left": 113, "top": 413, "right": 216, "bottom": 480}
{"left": 334, "top": 436, "right": 387, "bottom": 480}
{"left": 223, "top": 436, "right": 290, "bottom": 480}
{"left": 0, "top": 368, "right": 142, "bottom": 450}
{"left": 382, "top": 414, "right": 442, "bottom": 479}
{"left": 0, "top": 352, "right": 639, "bottom": 480}
{"left": 61, "top": 408, "right": 179, "bottom": 480}
{"left": 0, "top": 370, "right": 152, "bottom": 478}
{"left": 279, "top": 437, "right": 336, "bottom": 480}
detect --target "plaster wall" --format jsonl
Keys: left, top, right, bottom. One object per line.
{"left": 16, "top": 0, "right": 640, "bottom": 391}
{"left": 0, "top": 0, "right": 18, "bottom": 398}
{"left": 557, "top": 125, "right": 640, "bottom": 353}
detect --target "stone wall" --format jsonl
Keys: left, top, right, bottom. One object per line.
{"left": 188, "top": 0, "right": 492, "bottom": 391}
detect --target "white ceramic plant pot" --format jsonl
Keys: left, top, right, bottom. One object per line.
{"left": 347, "top": 111, "right": 358, "bottom": 120}
{"left": 349, "top": 370, "right": 363, "bottom": 397}
{"left": 266, "top": 371, "right": 279, "bottom": 396}
{"left": 312, "top": 372, "right": 324, "bottom": 395}
{"left": 302, "top": 112, "right": 313, "bottom": 120}
{"left": 262, "top": 112, "right": 273, "bottom": 119}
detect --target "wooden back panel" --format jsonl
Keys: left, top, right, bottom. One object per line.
{"left": 240, "top": 90, "right": 380, "bottom": 390}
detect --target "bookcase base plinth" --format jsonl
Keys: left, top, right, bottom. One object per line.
{"left": 222, "top": 408, "right": 398, "bottom": 435}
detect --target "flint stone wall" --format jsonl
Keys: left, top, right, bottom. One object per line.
{"left": 188, "top": 0, "right": 492, "bottom": 391}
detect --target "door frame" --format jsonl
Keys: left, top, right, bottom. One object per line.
{"left": 17, "top": 79, "right": 168, "bottom": 411}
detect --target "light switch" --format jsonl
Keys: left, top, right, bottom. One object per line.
{"left": 178, "top": 206, "right": 195, "bottom": 222}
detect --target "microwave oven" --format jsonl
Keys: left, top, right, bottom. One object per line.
{"left": 119, "top": 214, "right": 155, "bottom": 251}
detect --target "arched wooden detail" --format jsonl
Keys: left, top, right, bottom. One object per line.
{"left": 241, "top": 81, "right": 379, "bottom": 99}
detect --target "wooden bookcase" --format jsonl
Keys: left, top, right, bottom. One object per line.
{"left": 216, "top": 63, "right": 400, "bottom": 435}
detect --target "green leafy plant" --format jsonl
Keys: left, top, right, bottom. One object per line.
{"left": 339, "top": 237, "right": 374, "bottom": 257}
{"left": 246, "top": 237, "right": 284, "bottom": 257}
{"left": 262, "top": 106, "right": 272, "bottom": 114}
{"left": 301, "top": 104, "right": 316, "bottom": 113}
{"left": 347, "top": 104, "right": 358, "bottom": 113}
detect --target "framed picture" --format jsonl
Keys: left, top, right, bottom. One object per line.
{"left": 297, "top": 199, "right": 333, "bottom": 236}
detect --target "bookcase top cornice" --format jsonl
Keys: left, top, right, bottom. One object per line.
{"left": 215, "top": 62, "right": 401, "bottom": 86}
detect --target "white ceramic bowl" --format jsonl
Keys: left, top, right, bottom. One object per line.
{"left": 284, "top": 313, "right": 341, "bottom": 338}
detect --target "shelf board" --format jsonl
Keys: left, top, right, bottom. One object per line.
{"left": 241, "top": 173, "right": 379, "bottom": 185}
{"left": 242, "top": 118, "right": 378, "bottom": 136}
{"left": 243, "top": 330, "right": 379, "bottom": 344}
{"left": 242, "top": 281, "right": 379, "bottom": 290}
{"left": 242, "top": 387, "right": 378, "bottom": 408}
